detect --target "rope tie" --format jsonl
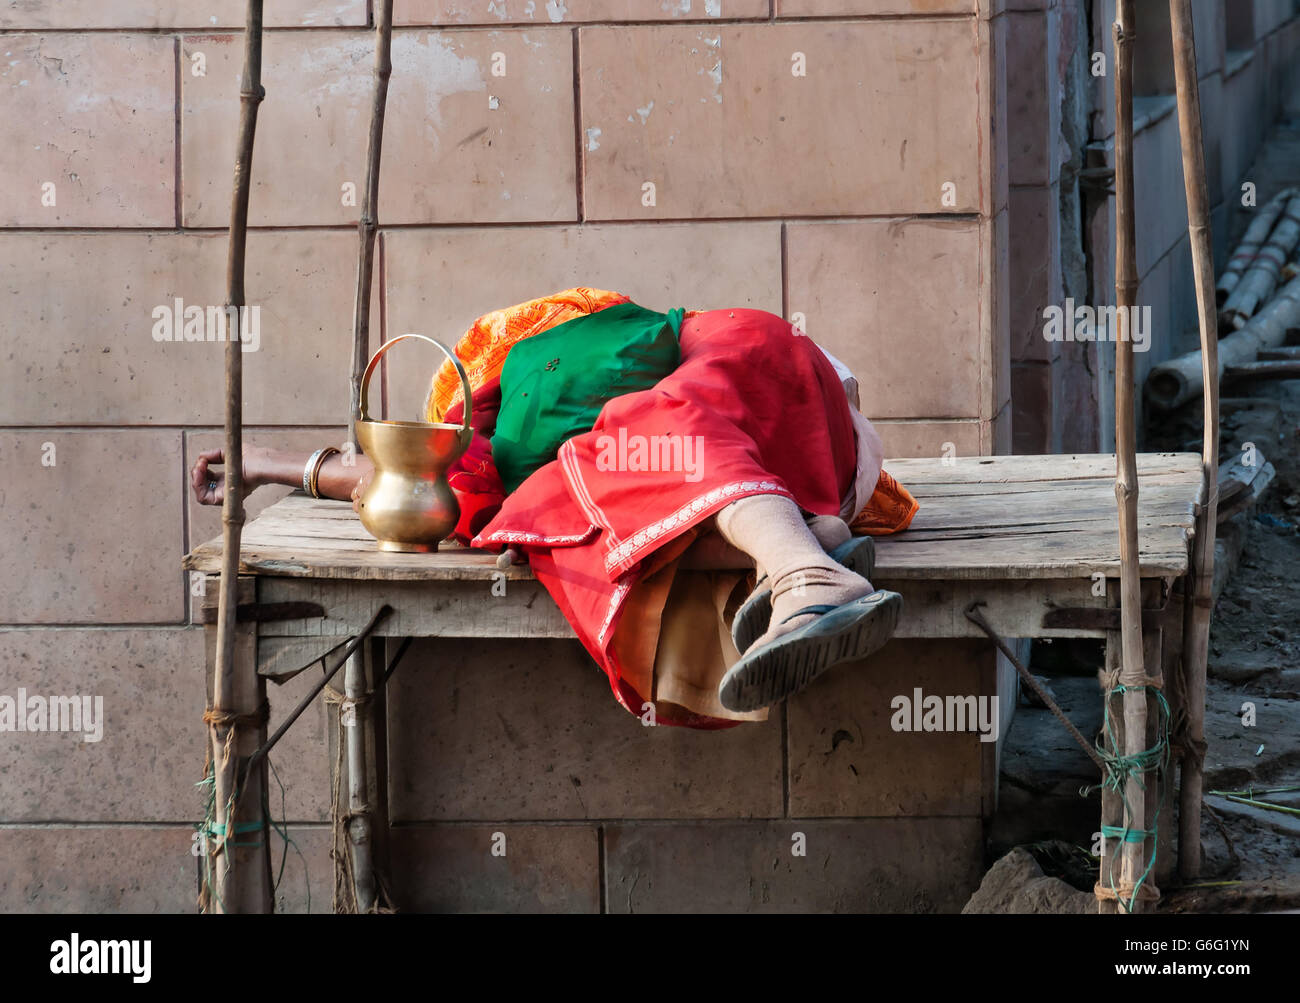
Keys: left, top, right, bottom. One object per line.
{"left": 202, "top": 702, "right": 270, "bottom": 729}
{"left": 324, "top": 681, "right": 394, "bottom": 914}
{"left": 203, "top": 700, "right": 271, "bottom": 773}
{"left": 1083, "top": 683, "right": 1172, "bottom": 913}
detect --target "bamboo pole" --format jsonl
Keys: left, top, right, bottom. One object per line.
{"left": 1169, "top": 0, "right": 1220, "bottom": 882}
{"left": 340, "top": 0, "right": 394, "bottom": 913}
{"left": 348, "top": 0, "right": 395, "bottom": 442}
{"left": 208, "top": 0, "right": 267, "bottom": 913}
{"left": 344, "top": 649, "right": 376, "bottom": 912}
{"left": 1110, "top": 0, "right": 1150, "bottom": 914}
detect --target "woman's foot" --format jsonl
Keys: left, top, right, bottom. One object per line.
{"left": 731, "top": 534, "right": 876, "bottom": 654}
{"left": 719, "top": 588, "right": 903, "bottom": 712}
{"left": 761, "top": 560, "right": 877, "bottom": 643}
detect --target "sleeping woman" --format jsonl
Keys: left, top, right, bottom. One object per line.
{"left": 191, "top": 288, "right": 917, "bottom": 727}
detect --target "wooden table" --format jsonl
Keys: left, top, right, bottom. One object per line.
{"left": 184, "top": 452, "right": 1207, "bottom": 913}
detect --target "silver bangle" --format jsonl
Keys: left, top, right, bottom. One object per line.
{"left": 303, "top": 448, "right": 327, "bottom": 495}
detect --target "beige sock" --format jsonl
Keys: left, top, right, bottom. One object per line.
{"left": 715, "top": 495, "right": 873, "bottom": 643}
{"left": 804, "top": 514, "right": 852, "bottom": 553}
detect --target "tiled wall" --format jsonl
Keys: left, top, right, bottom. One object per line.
{"left": 1008, "top": 0, "right": 1300, "bottom": 454}
{"left": 0, "top": 1, "right": 1008, "bottom": 911}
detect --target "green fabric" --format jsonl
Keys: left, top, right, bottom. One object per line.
{"left": 492, "top": 301, "right": 684, "bottom": 494}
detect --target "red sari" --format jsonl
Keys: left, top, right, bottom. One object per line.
{"left": 463, "top": 308, "right": 861, "bottom": 725}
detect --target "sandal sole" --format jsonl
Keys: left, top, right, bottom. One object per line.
{"left": 719, "top": 590, "right": 902, "bottom": 712}
{"left": 730, "top": 535, "right": 877, "bottom": 655}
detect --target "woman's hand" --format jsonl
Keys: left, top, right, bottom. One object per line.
{"left": 190, "top": 445, "right": 271, "bottom": 506}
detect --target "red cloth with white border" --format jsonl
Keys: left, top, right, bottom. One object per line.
{"left": 470, "top": 308, "right": 858, "bottom": 719}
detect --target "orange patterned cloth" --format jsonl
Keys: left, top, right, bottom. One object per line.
{"left": 426, "top": 287, "right": 630, "bottom": 422}
{"left": 850, "top": 468, "right": 920, "bottom": 536}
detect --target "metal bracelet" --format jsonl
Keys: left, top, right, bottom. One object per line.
{"left": 308, "top": 446, "right": 340, "bottom": 499}
{"left": 303, "top": 448, "right": 327, "bottom": 496}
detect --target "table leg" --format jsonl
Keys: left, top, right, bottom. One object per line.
{"left": 1156, "top": 580, "right": 1186, "bottom": 887}
{"left": 344, "top": 644, "right": 377, "bottom": 912}
{"left": 1178, "top": 559, "right": 1207, "bottom": 879}
{"left": 203, "top": 575, "right": 273, "bottom": 914}
{"left": 1097, "top": 581, "right": 1165, "bottom": 914}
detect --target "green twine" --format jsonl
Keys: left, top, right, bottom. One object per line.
{"left": 1101, "top": 825, "right": 1154, "bottom": 843}
{"left": 1083, "top": 683, "right": 1172, "bottom": 914}
{"left": 196, "top": 757, "right": 309, "bottom": 911}
{"left": 267, "top": 756, "right": 310, "bottom": 914}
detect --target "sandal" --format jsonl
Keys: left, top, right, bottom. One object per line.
{"left": 718, "top": 589, "right": 903, "bottom": 712}
{"left": 730, "top": 535, "right": 877, "bottom": 655}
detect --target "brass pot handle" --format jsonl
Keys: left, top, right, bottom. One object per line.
{"left": 358, "top": 334, "right": 473, "bottom": 432}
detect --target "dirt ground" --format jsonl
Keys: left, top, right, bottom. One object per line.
{"left": 986, "top": 112, "right": 1300, "bottom": 913}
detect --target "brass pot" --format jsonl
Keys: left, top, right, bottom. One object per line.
{"left": 354, "top": 334, "right": 474, "bottom": 552}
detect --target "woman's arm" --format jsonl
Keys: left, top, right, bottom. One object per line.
{"left": 190, "top": 445, "right": 373, "bottom": 507}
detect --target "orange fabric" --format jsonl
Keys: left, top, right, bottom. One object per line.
{"left": 849, "top": 468, "right": 920, "bottom": 536}
{"left": 427, "top": 287, "right": 630, "bottom": 422}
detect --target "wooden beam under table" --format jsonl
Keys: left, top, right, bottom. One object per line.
{"left": 239, "top": 574, "right": 1119, "bottom": 643}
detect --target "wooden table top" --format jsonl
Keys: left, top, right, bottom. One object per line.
{"left": 183, "top": 453, "right": 1205, "bottom": 584}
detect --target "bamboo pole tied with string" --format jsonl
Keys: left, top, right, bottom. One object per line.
{"left": 1099, "top": 0, "right": 1156, "bottom": 914}
{"left": 205, "top": 0, "right": 271, "bottom": 914}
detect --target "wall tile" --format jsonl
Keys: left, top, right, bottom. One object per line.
{"left": 605, "top": 818, "right": 983, "bottom": 912}
{"left": 872, "top": 420, "right": 982, "bottom": 458}
{"left": 1133, "top": 102, "right": 1189, "bottom": 280}
{"left": 1011, "top": 361, "right": 1051, "bottom": 454}
{"left": 776, "top": 0, "right": 975, "bottom": 15}
{"left": 272, "top": 826, "right": 334, "bottom": 913}
{"left": 0, "top": 1, "right": 366, "bottom": 29}
{"left": 182, "top": 29, "right": 575, "bottom": 226}
{"left": 0, "top": 826, "right": 196, "bottom": 912}
{"left": 0, "top": 628, "right": 205, "bottom": 820}
{"left": 786, "top": 219, "right": 985, "bottom": 419}
{"left": 0, "top": 33, "right": 175, "bottom": 226}
{"left": 787, "top": 638, "right": 994, "bottom": 817}
{"left": 398, "top": 0, "right": 766, "bottom": 24}
{"left": 580, "top": 21, "right": 983, "bottom": 218}
{"left": 390, "top": 824, "right": 599, "bottom": 912}
{"left": 387, "top": 638, "right": 783, "bottom": 821}
{"left": 0, "top": 431, "right": 185, "bottom": 624}
{"left": 1009, "top": 185, "right": 1059, "bottom": 363}
{"left": 1006, "top": 11, "right": 1050, "bottom": 186}
{"left": 0, "top": 231, "right": 362, "bottom": 426}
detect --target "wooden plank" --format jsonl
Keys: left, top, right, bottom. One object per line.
{"left": 872, "top": 527, "right": 1193, "bottom": 580}
{"left": 884, "top": 452, "right": 1202, "bottom": 484}
{"left": 255, "top": 575, "right": 1119, "bottom": 641}
{"left": 905, "top": 474, "right": 1202, "bottom": 498}
{"left": 187, "top": 532, "right": 1193, "bottom": 582}
{"left": 183, "top": 454, "right": 1204, "bottom": 584}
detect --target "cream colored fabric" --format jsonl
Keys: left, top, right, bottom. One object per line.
{"left": 652, "top": 569, "right": 767, "bottom": 722}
